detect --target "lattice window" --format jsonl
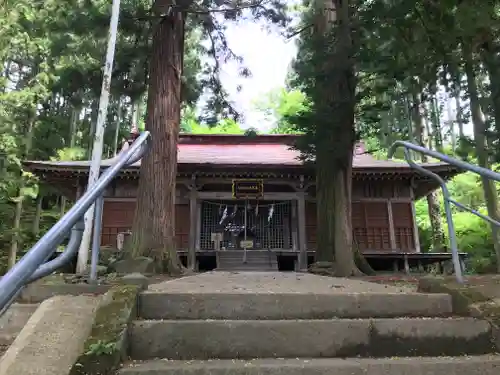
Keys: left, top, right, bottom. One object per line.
{"left": 352, "top": 201, "right": 391, "bottom": 250}
{"left": 391, "top": 202, "right": 415, "bottom": 250}
{"left": 200, "top": 200, "right": 292, "bottom": 250}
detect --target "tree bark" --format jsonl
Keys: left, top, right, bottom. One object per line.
{"left": 128, "top": 10, "right": 186, "bottom": 274}
{"left": 113, "top": 97, "right": 123, "bottom": 156}
{"left": 87, "top": 101, "right": 98, "bottom": 154}
{"left": 480, "top": 34, "right": 500, "bottom": 144}
{"left": 454, "top": 84, "right": 465, "bottom": 139}
{"left": 422, "top": 104, "right": 433, "bottom": 150}
{"left": 430, "top": 95, "right": 443, "bottom": 152}
{"left": 313, "top": 0, "right": 361, "bottom": 276}
{"left": 446, "top": 94, "right": 456, "bottom": 150}
{"left": 464, "top": 43, "right": 500, "bottom": 272}
{"left": 32, "top": 194, "right": 43, "bottom": 236}
{"left": 9, "top": 111, "right": 36, "bottom": 268}
{"left": 411, "top": 90, "right": 445, "bottom": 252}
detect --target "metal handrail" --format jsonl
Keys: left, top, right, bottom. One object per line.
{"left": 0, "top": 131, "right": 151, "bottom": 314}
{"left": 388, "top": 140, "right": 500, "bottom": 283}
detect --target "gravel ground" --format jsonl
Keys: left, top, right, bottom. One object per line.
{"left": 148, "top": 271, "right": 416, "bottom": 294}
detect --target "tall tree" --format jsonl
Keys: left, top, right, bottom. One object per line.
{"left": 129, "top": 9, "right": 186, "bottom": 271}
{"left": 288, "top": 0, "right": 361, "bottom": 276}
{"left": 128, "top": 1, "right": 288, "bottom": 272}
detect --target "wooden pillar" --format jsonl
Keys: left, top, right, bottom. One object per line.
{"left": 436, "top": 261, "right": 442, "bottom": 274}
{"left": 393, "top": 259, "right": 399, "bottom": 272}
{"left": 291, "top": 201, "right": 298, "bottom": 252}
{"left": 195, "top": 201, "right": 201, "bottom": 252}
{"left": 297, "top": 193, "right": 307, "bottom": 271}
{"left": 417, "top": 260, "right": 424, "bottom": 273}
{"left": 460, "top": 256, "right": 466, "bottom": 274}
{"left": 188, "top": 189, "right": 198, "bottom": 270}
{"left": 387, "top": 200, "right": 396, "bottom": 250}
{"left": 404, "top": 255, "right": 410, "bottom": 275}
{"left": 75, "top": 177, "right": 83, "bottom": 200}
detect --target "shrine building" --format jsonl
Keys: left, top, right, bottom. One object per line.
{"left": 24, "top": 134, "right": 465, "bottom": 273}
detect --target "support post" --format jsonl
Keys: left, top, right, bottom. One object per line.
{"left": 393, "top": 259, "right": 399, "bottom": 272}
{"left": 387, "top": 200, "right": 396, "bottom": 250}
{"left": 291, "top": 201, "right": 298, "bottom": 252}
{"left": 195, "top": 202, "right": 201, "bottom": 251}
{"left": 297, "top": 193, "right": 307, "bottom": 271}
{"left": 410, "top": 189, "right": 421, "bottom": 252}
{"left": 90, "top": 195, "right": 104, "bottom": 283}
{"left": 460, "top": 256, "right": 466, "bottom": 274}
{"left": 188, "top": 189, "right": 198, "bottom": 270}
{"left": 76, "top": 0, "right": 121, "bottom": 273}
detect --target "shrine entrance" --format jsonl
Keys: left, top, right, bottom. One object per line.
{"left": 199, "top": 200, "right": 293, "bottom": 252}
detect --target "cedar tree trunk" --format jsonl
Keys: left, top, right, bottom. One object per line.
{"left": 312, "top": 0, "right": 363, "bottom": 276}
{"left": 464, "top": 43, "right": 500, "bottom": 272}
{"left": 129, "top": 11, "right": 186, "bottom": 274}
{"left": 411, "top": 89, "right": 445, "bottom": 251}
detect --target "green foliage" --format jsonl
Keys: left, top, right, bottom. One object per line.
{"left": 415, "top": 170, "right": 499, "bottom": 273}
{"left": 1, "top": 0, "right": 289, "bottom": 271}
{"left": 85, "top": 340, "right": 117, "bottom": 356}
{"left": 253, "top": 88, "right": 308, "bottom": 134}
{"left": 187, "top": 118, "right": 244, "bottom": 134}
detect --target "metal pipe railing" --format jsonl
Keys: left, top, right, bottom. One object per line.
{"left": 0, "top": 131, "right": 151, "bottom": 313}
{"left": 27, "top": 221, "right": 85, "bottom": 284}
{"left": 389, "top": 140, "right": 500, "bottom": 283}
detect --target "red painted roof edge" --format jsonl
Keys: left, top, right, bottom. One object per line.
{"left": 178, "top": 134, "right": 367, "bottom": 154}
{"left": 178, "top": 133, "right": 299, "bottom": 145}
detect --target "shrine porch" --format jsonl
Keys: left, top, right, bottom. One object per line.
{"left": 175, "top": 249, "right": 468, "bottom": 275}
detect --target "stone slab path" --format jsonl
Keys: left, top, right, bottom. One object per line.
{"left": 148, "top": 271, "right": 415, "bottom": 294}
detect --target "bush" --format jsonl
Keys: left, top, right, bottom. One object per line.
{"left": 415, "top": 175, "right": 497, "bottom": 274}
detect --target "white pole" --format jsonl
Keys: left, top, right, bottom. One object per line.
{"left": 76, "top": 0, "right": 122, "bottom": 273}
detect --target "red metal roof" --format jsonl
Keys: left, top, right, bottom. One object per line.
{"left": 24, "top": 134, "right": 455, "bottom": 171}
{"left": 178, "top": 143, "right": 301, "bottom": 165}
{"left": 175, "top": 134, "right": 409, "bottom": 168}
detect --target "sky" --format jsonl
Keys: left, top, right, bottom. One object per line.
{"left": 202, "top": 17, "right": 473, "bottom": 140}
{"left": 218, "top": 20, "right": 297, "bottom": 131}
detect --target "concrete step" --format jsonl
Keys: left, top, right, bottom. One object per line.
{"left": 118, "top": 356, "right": 500, "bottom": 375}
{"left": 0, "top": 303, "right": 39, "bottom": 347}
{"left": 139, "top": 291, "right": 453, "bottom": 320}
{"left": 217, "top": 251, "right": 278, "bottom": 271}
{"left": 216, "top": 265, "right": 278, "bottom": 271}
{"left": 129, "top": 318, "right": 494, "bottom": 360}
{"left": 0, "top": 303, "right": 39, "bottom": 358}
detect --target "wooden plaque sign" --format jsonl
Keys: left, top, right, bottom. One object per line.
{"left": 232, "top": 179, "right": 264, "bottom": 199}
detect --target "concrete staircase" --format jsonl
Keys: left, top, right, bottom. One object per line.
{"left": 0, "top": 303, "right": 38, "bottom": 357}
{"left": 119, "top": 287, "right": 500, "bottom": 374}
{"left": 216, "top": 250, "right": 278, "bottom": 271}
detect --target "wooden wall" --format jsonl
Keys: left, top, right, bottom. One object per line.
{"left": 305, "top": 200, "right": 415, "bottom": 252}
{"left": 101, "top": 200, "right": 190, "bottom": 250}
{"left": 391, "top": 201, "right": 415, "bottom": 250}
{"left": 101, "top": 201, "right": 135, "bottom": 246}
{"left": 98, "top": 179, "right": 416, "bottom": 253}
{"left": 305, "top": 179, "right": 416, "bottom": 252}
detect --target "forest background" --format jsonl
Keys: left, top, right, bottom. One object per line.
{"left": 1, "top": 0, "right": 498, "bottom": 274}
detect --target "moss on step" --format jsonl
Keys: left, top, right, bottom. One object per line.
{"left": 70, "top": 285, "right": 140, "bottom": 375}
{"left": 418, "top": 276, "right": 500, "bottom": 351}
{"left": 418, "top": 276, "right": 492, "bottom": 315}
